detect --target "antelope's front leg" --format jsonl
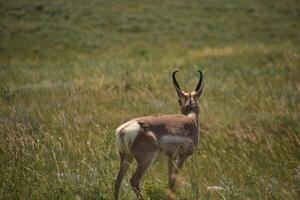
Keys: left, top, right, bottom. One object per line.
{"left": 167, "top": 155, "right": 187, "bottom": 193}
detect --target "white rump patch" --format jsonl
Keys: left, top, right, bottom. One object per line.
{"left": 115, "top": 120, "right": 140, "bottom": 155}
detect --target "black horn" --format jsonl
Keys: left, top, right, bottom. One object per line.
{"left": 172, "top": 70, "right": 181, "bottom": 90}
{"left": 172, "top": 70, "right": 184, "bottom": 96}
{"left": 195, "top": 70, "right": 203, "bottom": 91}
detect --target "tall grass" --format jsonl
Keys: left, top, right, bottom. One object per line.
{"left": 0, "top": 0, "right": 299, "bottom": 199}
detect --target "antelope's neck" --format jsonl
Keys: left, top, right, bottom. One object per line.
{"left": 187, "top": 111, "right": 200, "bottom": 147}
{"left": 187, "top": 111, "right": 199, "bottom": 131}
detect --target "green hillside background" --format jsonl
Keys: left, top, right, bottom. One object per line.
{"left": 0, "top": 0, "right": 299, "bottom": 199}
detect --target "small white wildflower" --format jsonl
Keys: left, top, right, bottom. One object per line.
{"left": 207, "top": 186, "right": 224, "bottom": 192}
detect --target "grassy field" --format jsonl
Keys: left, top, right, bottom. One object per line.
{"left": 0, "top": 0, "right": 299, "bottom": 199}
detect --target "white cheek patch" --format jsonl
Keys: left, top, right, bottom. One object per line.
{"left": 115, "top": 120, "right": 140, "bottom": 155}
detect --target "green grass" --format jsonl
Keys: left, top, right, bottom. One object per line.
{"left": 0, "top": 0, "right": 299, "bottom": 199}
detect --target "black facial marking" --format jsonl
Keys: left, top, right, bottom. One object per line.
{"left": 179, "top": 93, "right": 199, "bottom": 115}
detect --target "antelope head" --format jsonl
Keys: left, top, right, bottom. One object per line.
{"left": 172, "top": 70, "right": 204, "bottom": 116}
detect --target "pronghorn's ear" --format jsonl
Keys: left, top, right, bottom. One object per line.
{"left": 195, "top": 83, "right": 204, "bottom": 99}
{"left": 172, "top": 70, "right": 184, "bottom": 97}
{"left": 195, "top": 70, "right": 204, "bottom": 99}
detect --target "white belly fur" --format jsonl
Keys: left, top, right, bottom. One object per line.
{"left": 159, "top": 135, "right": 194, "bottom": 158}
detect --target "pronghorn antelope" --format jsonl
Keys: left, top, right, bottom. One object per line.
{"left": 115, "top": 70, "right": 204, "bottom": 200}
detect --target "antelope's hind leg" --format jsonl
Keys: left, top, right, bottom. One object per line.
{"left": 130, "top": 132, "right": 159, "bottom": 200}
{"left": 115, "top": 152, "right": 133, "bottom": 200}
